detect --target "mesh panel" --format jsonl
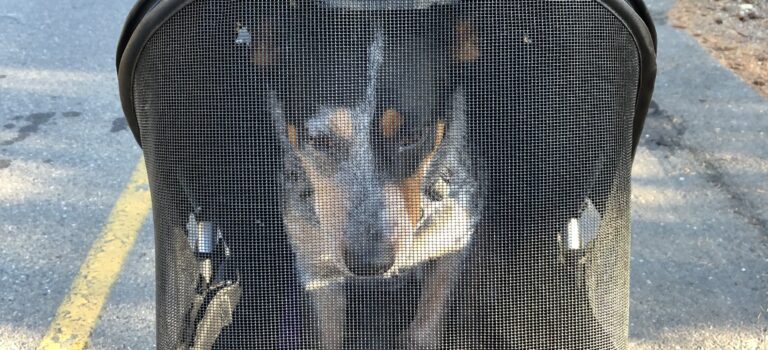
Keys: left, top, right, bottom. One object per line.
{"left": 133, "top": 1, "right": 639, "bottom": 349}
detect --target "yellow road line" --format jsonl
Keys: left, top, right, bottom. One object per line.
{"left": 38, "top": 159, "right": 151, "bottom": 350}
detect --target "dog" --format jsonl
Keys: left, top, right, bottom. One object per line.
{"left": 267, "top": 9, "right": 482, "bottom": 349}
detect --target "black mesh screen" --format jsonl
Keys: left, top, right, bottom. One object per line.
{"left": 132, "top": 1, "right": 640, "bottom": 349}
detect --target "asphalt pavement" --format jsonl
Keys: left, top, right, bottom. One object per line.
{"left": 0, "top": 0, "right": 765, "bottom": 349}
{"left": 0, "top": 0, "right": 145, "bottom": 348}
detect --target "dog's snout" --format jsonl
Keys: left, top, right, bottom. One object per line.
{"left": 343, "top": 247, "right": 395, "bottom": 276}
{"left": 343, "top": 225, "right": 396, "bottom": 276}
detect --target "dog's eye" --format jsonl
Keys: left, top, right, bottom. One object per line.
{"left": 425, "top": 184, "right": 443, "bottom": 202}
{"left": 425, "top": 178, "right": 447, "bottom": 202}
{"left": 308, "top": 134, "right": 336, "bottom": 153}
{"left": 300, "top": 188, "right": 313, "bottom": 200}
{"left": 287, "top": 170, "right": 301, "bottom": 182}
{"left": 439, "top": 168, "right": 452, "bottom": 183}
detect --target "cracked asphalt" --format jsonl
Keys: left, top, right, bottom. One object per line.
{"left": 0, "top": 0, "right": 766, "bottom": 349}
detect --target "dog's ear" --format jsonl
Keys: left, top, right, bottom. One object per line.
{"left": 252, "top": 19, "right": 278, "bottom": 67}
{"left": 269, "top": 91, "right": 299, "bottom": 151}
{"left": 439, "top": 88, "right": 468, "bottom": 149}
{"left": 454, "top": 20, "right": 479, "bottom": 63}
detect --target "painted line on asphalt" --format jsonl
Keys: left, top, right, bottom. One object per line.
{"left": 38, "top": 159, "right": 151, "bottom": 350}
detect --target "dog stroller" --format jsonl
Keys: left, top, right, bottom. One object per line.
{"left": 117, "top": 0, "right": 656, "bottom": 348}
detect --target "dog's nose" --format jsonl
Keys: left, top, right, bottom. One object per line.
{"left": 343, "top": 247, "right": 395, "bottom": 276}
{"left": 343, "top": 227, "right": 396, "bottom": 276}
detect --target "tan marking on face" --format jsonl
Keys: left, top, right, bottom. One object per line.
{"left": 380, "top": 109, "right": 404, "bottom": 138}
{"left": 330, "top": 108, "right": 353, "bottom": 141}
{"left": 399, "top": 122, "right": 446, "bottom": 227}
{"left": 311, "top": 177, "right": 348, "bottom": 238}
{"left": 400, "top": 173, "right": 424, "bottom": 228}
{"left": 306, "top": 174, "right": 350, "bottom": 274}
{"left": 434, "top": 120, "right": 446, "bottom": 149}
{"left": 294, "top": 151, "right": 348, "bottom": 234}
{"left": 287, "top": 123, "right": 299, "bottom": 149}
{"left": 286, "top": 152, "right": 351, "bottom": 278}
{"left": 382, "top": 183, "right": 415, "bottom": 246}
{"left": 455, "top": 21, "right": 479, "bottom": 62}
{"left": 282, "top": 208, "right": 349, "bottom": 287}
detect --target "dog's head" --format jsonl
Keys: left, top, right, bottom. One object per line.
{"left": 266, "top": 8, "right": 480, "bottom": 284}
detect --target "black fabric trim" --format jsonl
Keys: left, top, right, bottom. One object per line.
{"left": 627, "top": 0, "right": 658, "bottom": 53}
{"left": 597, "top": 0, "right": 657, "bottom": 158}
{"left": 118, "top": 0, "right": 194, "bottom": 146}
{"left": 117, "top": 0, "right": 656, "bottom": 151}
{"left": 116, "top": 0, "right": 162, "bottom": 72}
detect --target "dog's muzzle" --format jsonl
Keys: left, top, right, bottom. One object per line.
{"left": 342, "top": 224, "right": 397, "bottom": 276}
